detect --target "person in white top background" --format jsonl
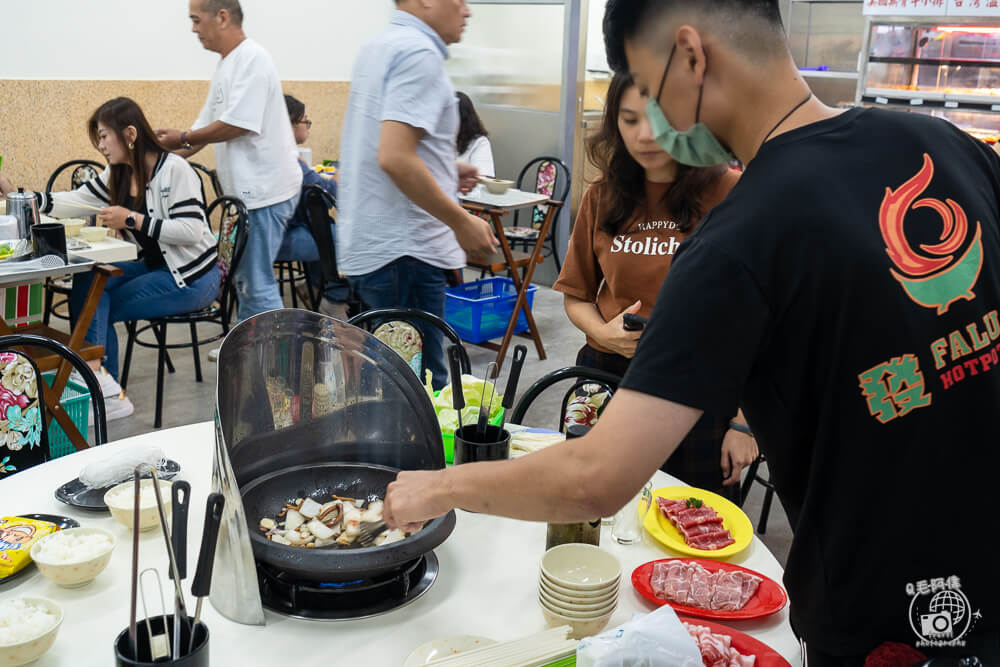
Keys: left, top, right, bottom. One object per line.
{"left": 456, "top": 92, "right": 494, "bottom": 178}
{"left": 157, "top": 0, "right": 302, "bottom": 323}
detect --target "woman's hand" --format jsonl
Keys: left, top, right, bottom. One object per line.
{"left": 720, "top": 428, "right": 758, "bottom": 486}
{"left": 98, "top": 206, "right": 133, "bottom": 231}
{"left": 0, "top": 172, "right": 13, "bottom": 197}
{"left": 595, "top": 300, "right": 643, "bottom": 358}
{"left": 457, "top": 161, "right": 479, "bottom": 194}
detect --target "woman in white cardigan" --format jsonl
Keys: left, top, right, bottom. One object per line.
{"left": 456, "top": 92, "right": 495, "bottom": 178}
{"left": 1, "top": 98, "right": 220, "bottom": 419}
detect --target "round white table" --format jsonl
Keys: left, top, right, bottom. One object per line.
{"left": 0, "top": 422, "right": 802, "bottom": 665}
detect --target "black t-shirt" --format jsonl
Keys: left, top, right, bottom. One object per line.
{"left": 122, "top": 195, "right": 165, "bottom": 271}
{"left": 623, "top": 108, "right": 1000, "bottom": 654}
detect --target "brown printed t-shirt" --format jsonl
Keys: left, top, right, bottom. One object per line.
{"left": 554, "top": 171, "right": 739, "bottom": 353}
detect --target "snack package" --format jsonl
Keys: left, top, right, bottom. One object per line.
{"left": 0, "top": 516, "right": 59, "bottom": 577}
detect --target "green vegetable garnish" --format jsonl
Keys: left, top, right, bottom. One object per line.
{"left": 685, "top": 497, "right": 703, "bottom": 509}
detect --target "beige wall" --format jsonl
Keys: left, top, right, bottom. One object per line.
{"left": 0, "top": 80, "right": 350, "bottom": 194}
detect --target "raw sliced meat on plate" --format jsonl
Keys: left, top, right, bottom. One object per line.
{"left": 678, "top": 520, "right": 727, "bottom": 540}
{"left": 687, "top": 530, "right": 736, "bottom": 550}
{"left": 674, "top": 507, "right": 726, "bottom": 529}
{"left": 685, "top": 621, "right": 757, "bottom": 666}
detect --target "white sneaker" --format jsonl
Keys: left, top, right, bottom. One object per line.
{"left": 208, "top": 347, "right": 220, "bottom": 362}
{"left": 70, "top": 367, "right": 122, "bottom": 399}
{"left": 104, "top": 393, "right": 134, "bottom": 421}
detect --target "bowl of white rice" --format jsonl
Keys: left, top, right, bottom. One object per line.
{"left": 0, "top": 597, "right": 63, "bottom": 666}
{"left": 30, "top": 527, "right": 116, "bottom": 588}
{"left": 104, "top": 478, "right": 173, "bottom": 531}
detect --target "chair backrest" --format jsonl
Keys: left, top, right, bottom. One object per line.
{"left": 347, "top": 308, "right": 472, "bottom": 381}
{"left": 189, "top": 161, "right": 224, "bottom": 206}
{"left": 207, "top": 196, "right": 249, "bottom": 325}
{"left": 302, "top": 184, "right": 339, "bottom": 282}
{"left": 510, "top": 366, "right": 621, "bottom": 433}
{"left": 514, "top": 156, "right": 571, "bottom": 229}
{"left": 45, "top": 159, "right": 105, "bottom": 193}
{"left": 0, "top": 334, "right": 108, "bottom": 478}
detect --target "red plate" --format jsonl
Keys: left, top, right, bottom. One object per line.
{"left": 678, "top": 615, "right": 791, "bottom": 666}
{"left": 632, "top": 557, "right": 787, "bottom": 621}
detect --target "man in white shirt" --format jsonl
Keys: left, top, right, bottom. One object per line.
{"left": 338, "top": 0, "right": 497, "bottom": 390}
{"left": 158, "top": 0, "right": 302, "bottom": 322}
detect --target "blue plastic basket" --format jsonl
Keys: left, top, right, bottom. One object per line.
{"left": 445, "top": 277, "right": 538, "bottom": 344}
{"left": 41, "top": 371, "right": 92, "bottom": 459}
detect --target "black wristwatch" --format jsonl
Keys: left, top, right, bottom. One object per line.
{"left": 180, "top": 131, "right": 193, "bottom": 151}
{"left": 125, "top": 214, "right": 137, "bottom": 230}
{"left": 729, "top": 421, "right": 753, "bottom": 437}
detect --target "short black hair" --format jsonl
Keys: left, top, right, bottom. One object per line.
{"left": 604, "top": 0, "right": 785, "bottom": 73}
{"left": 284, "top": 95, "right": 305, "bottom": 124}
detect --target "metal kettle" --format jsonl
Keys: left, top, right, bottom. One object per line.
{"left": 5, "top": 188, "right": 39, "bottom": 239}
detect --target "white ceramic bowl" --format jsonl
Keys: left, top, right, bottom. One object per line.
{"left": 538, "top": 597, "right": 616, "bottom": 640}
{"left": 539, "top": 577, "right": 619, "bottom": 609}
{"left": 539, "top": 572, "right": 619, "bottom": 602}
{"left": 79, "top": 226, "right": 108, "bottom": 243}
{"left": 0, "top": 597, "right": 63, "bottom": 666}
{"left": 29, "top": 527, "right": 116, "bottom": 588}
{"left": 104, "top": 479, "right": 173, "bottom": 531}
{"left": 540, "top": 543, "right": 621, "bottom": 592}
{"left": 60, "top": 219, "right": 87, "bottom": 237}
{"left": 481, "top": 178, "right": 514, "bottom": 195}
{"left": 539, "top": 584, "right": 618, "bottom": 614}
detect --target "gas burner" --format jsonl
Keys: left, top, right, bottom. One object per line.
{"left": 257, "top": 551, "right": 439, "bottom": 621}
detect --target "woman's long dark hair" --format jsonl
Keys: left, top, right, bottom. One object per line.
{"left": 87, "top": 97, "right": 165, "bottom": 211}
{"left": 456, "top": 91, "right": 488, "bottom": 155}
{"left": 587, "top": 73, "right": 725, "bottom": 235}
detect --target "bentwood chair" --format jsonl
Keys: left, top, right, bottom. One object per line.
{"left": 504, "top": 156, "right": 571, "bottom": 272}
{"left": 42, "top": 159, "right": 106, "bottom": 325}
{"left": 0, "top": 334, "right": 107, "bottom": 477}
{"left": 509, "top": 366, "right": 621, "bottom": 433}
{"left": 120, "top": 196, "right": 249, "bottom": 428}
{"left": 740, "top": 454, "right": 778, "bottom": 534}
{"left": 189, "top": 162, "right": 224, "bottom": 207}
{"left": 348, "top": 308, "right": 471, "bottom": 382}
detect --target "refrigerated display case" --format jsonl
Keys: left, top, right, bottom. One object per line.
{"left": 857, "top": 18, "right": 1000, "bottom": 144}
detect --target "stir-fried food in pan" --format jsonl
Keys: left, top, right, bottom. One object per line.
{"left": 259, "top": 495, "right": 417, "bottom": 548}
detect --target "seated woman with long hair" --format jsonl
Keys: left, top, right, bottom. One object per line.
{"left": 553, "top": 73, "right": 755, "bottom": 499}
{"left": 0, "top": 97, "right": 220, "bottom": 419}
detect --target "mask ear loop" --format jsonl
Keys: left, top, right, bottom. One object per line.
{"left": 694, "top": 50, "right": 706, "bottom": 124}
{"left": 655, "top": 44, "right": 676, "bottom": 104}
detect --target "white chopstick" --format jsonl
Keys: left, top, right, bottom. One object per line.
{"left": 425, "top": 627, "right": 575, "bottom": 666}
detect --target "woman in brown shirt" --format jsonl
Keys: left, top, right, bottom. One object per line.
{"left": 553, "top": 72, "right": 755, "bottom": 500}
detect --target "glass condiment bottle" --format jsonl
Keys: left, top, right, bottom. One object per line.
{"left": 545, "top": 425, "right": 601, "bottom": 550}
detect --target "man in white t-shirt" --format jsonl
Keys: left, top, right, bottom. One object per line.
{"left": 158, "top": 0, "right": 302, "bottom": 322}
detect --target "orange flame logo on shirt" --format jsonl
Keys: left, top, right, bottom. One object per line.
{"left": 879, "top": 154, "right": 983, "bottom": 315}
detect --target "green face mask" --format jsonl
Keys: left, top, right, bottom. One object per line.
{"left": 645, "top": 45, "right": 733, "bottom": 167}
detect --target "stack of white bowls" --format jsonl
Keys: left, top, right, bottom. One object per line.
{"left": 538, "top": 543, "right": 621, "bottom": 640}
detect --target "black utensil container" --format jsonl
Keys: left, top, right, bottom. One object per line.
{"left": 114, "top": 615, "right": 208, "bottom": 666}
{"left": 453, "top": 424, "right": 510, "bottom": 465}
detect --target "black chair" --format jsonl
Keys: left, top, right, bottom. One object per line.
{"left": 297, "top": 185, "right": 362, "bottom": 316}
{"left": 42, "top": 159, "right": 106, "bottom": 325}
{"left": 119, "top": 196, "right": 249, "bottom": 428}
{"left": 504, "top": 156, "right": 571, "bottom": 272}
{"left": 347, "top": 308, "right": 471, "bottom": 379}
{"left": 189, "top": 162, "right": 224, "bottom": 207}
{"left": 740, "top": 454, "right": 777, "bottom": 534}
{"left": 510, "top": 366, "right": 621, "bottom": 432}
{"left": 0, "top": 334, "right": 108, "bottom": 477}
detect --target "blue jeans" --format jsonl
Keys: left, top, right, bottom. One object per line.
{"left": 276, "top": 220, "right": 351, "bottom": 303}
{"left": 70, "top": 261, "right": 222, "bottom": 381}
{"left": 349, "top": 256, "right": 449, "bottom": 390}
{"left": 236, "top": 195, "right": 299, "bottom": 322}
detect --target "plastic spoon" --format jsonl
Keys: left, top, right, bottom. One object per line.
{"left": 498, "top": 345, "right": 527, "bottom": 431}
{"left": 448, "top": 345, "right": 466, "bottom": 433}
{"left": 188, "top": 493, "right": 224, "bottom": 655}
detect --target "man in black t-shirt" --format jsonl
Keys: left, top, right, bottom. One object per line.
{"left": 382, "top": 1, "right": 1000, "bottom": 661}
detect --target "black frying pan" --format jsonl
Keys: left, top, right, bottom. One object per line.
{"left": 240, "top": 462, "right": 455, "bottom": 581}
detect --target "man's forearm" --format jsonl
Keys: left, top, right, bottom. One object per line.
{"left": 187, "top": 121, "right": 250, "bottom": 147}
{"left": 435, "top": 389, "right": 703, "bottom": 522}
{"left": 380, "top": 150, "right": 467, "bottom": 230}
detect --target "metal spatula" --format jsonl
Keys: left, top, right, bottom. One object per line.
{"left": 356, "top": 521, "right": 387, "bottom": 547}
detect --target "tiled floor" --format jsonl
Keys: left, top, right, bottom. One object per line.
{"left": 56, "top": 277, "right": 793, "bottom": 566}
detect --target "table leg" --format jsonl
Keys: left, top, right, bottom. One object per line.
{"left": 490, "top": 204, "right": 559, "bottom": 369}
{"left": 47, "top": 265, "right": 121, "bottom": 451}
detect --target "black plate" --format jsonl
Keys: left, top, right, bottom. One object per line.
{"left": 0, "top": 513, "right": 80, "bottom": 586}
{"left": 54, "top": 460, "right": 181, "bottom": 511}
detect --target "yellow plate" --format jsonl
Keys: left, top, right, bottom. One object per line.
{"left": 642, "top": 486, "right": 752, "bottom": 559}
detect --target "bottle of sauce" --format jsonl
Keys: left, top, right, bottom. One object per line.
{"left": 545, "top": 425, "right": 601, "bottom": 550}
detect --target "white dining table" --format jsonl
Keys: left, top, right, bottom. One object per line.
{"left": 0, "top": 422, "right": 802, "bottom": 665}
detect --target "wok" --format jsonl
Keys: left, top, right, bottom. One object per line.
{"left": 241, "top": 462, "right": 455, "bottom": 581}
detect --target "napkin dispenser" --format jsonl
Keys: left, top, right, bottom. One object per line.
{"left": 0, "top": 216, "right": 18, "bottom": 241}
